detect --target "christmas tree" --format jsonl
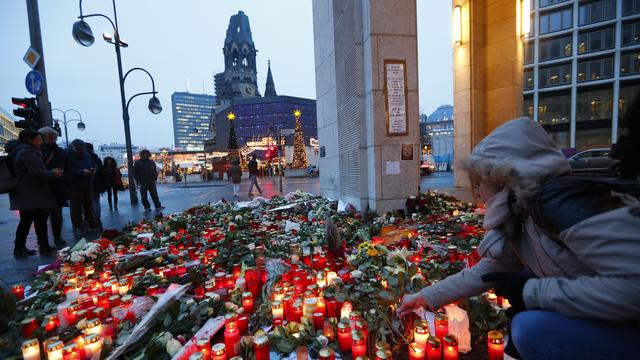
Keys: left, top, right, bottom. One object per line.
{"left": 291, "top": 109, "right": 308, "bottom": 169}
{"left": 227, "top": 112, "right": 241, "bottom": 160}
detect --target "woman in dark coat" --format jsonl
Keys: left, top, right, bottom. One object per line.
{"left": 103, "top": 156, "right": 122, "bottom": 211}
{"left": 229, "top": 158, "right": 242, "bottom": 197}
{"left": 7, "top": 129, "right": 63, "bottom": 257}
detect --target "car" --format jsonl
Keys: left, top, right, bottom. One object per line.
{"left": 568, "top": 148, "right": 619, "bottom": 176}
{"left": 420, "top": 155, "right": 437, "bottom": 175}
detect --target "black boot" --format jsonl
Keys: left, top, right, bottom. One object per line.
{"left": 13, "top": 246, "right": 37, "bottom": 257}
{"left": 53, "top": 237, "right": 66, "bottom": 248}
{"left": 39, "top": 244, "right": 57, "bottom": 256}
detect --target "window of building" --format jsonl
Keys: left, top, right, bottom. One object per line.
{"left": 622, "top": 21, "right": 640, "bottom": 47}
{"left": 577, "top": 56, "right": 614, "bottom": 82}
{"left": 539, "top": 63, "right": 572, "bottom": 87}
{"left": 540, "top": 0, "right": 571, "bottom": 8}
{"left": 524, "top": 41, "right": 535, "bottom": 64}
{"left": 578, "top": 27, "right": 615, "bottom": 54}
{"left": 579, "top": 0, "right": 616, "bottom": 26}
{"left": 623, "top": 0, "right": 640, "bottom": 16}
{"left": 576, "top": 86, "right": 613, "bottom": 150}
{"left": 620, "top": 51, "right": 640, "bottom": 76}
{"left": 523, "top": 95, "right": 534, "bottom": 118}
{"left": 524, "top": 69, "right": 535, "bottom": 90}
{"left": 538, "top": 91, "right": 571, "bottom": 148}
{"left": 539, "top": 35, "right": 572, "bottom": 61}
{"left": 540, "top": 8, "right": 573, "bottom": 34}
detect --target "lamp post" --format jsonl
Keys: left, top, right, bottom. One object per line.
{"left": 52, "top": 108, "right": 86, "bottom": 147}
{"left": 72, "top": 0, "right": 162, "bottom": 205}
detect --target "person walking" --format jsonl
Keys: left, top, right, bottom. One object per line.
{"left": 229, "top": 158, "right": 242, "bottom": 197}
{"left": 6, "top": 129, "right": 63, "bottom": 257}
{"left": 39, "top": 127, "right": 68, "bottom": 247}
{"left": 86, "top": 143, "right": 106, "bottom": 226}
{"left": 66, "top": 139, "right": 99, "bottom": 233}
{"left": 103, "top": 156, "right": 122, "bottom": 211}
{"left": 247, "top": 154, "right": 263, "bottom": 197}
{"left": 397, "top": 118, "right": 640, "bottom": 360}
{"left": 134, "top": 149, "right": 163, "bottom": 212}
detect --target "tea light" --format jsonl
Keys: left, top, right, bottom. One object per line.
{"left": 84, "top": 333, "right": 103, "bottom": 359}
{"left": 319, "top": 347, "right": 335, "bottom": 360}
{"left": 272, "top": 300, "right": 284, "bottom": 322}
{"left": 62, "top": 343, "right": 81, "bottom": 360}
{"left": 238, "top": 291, "right": 253, "bottom": 314}
{"left": 196, "top": 338, "right": 211, "bottom": 360}
{"left": 254, "top": 335, "right": 269, "bottom": 360}
{"left": 211, "top": 343, "right": 226, "bottom": 360}
{"left": 337, "top": 321, "right": 352, "bottom": 352}
{"left": 340, "top": 302, "right": 353, "bottom": 320}
{"left": 21, "top": 318, "right": 37, "bottom": 338}
{"left": 487, "top": 330, "right": 504, "bottom": 360}
{"left": 46, "top": 340, "right": 64, "bottom": 360}
{"left": 414, "top": 319, "right": 430, "bottom": 349}
{"left": 11, "top": 284, "right": 25, "bottom": 300}
{"left": 376, "top": 349, "right": 392, "bottom": 360}
{"left": 435, "top": 313, "right": 448, "bottom": 339}
{"left": 21, "top": 339, "right": 40, "bottom": 360}
{"left": 84, "top": 318, "right": 102, "bottom": 335}
{"left": 442, "top": 334, "right": 459, "bottom": 360}
{"left": 426, "top": 337, "right": 441, "bottom": 360}
{"left": 409, "top": 342, "right": 425, "bottom": 360}
{"left": 351, "top": 330, "right": 367, "bottom": 358}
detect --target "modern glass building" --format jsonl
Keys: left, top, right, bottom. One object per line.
{"left": 213, "top": 95, "right": 317, "bottom": 150}
{"left": 171, "top": 92, "right": 216, "bottom": 151}
{"left": 524, "top": 0, "right": 640, "bottom": 151}
{"left": 421, "top": 105, "right": 454, "bottom": 169}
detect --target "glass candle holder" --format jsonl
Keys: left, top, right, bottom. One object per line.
{"left": 442, "top": 334, "right": 459, "bottom": 360}
{"left": 62, "top": 343, "right": 81, "bottom": 360}
{"left": 84, "top": 318, "right": 102, "bottom": 335}
{"left": 319, "top": 346, "right": 335, "bottom": 360}
{"left": 196, "top": 338, "right": 211, "bottom": 360}
{"left": 242, "top": 292, "right": 254, "bottom": 313}
{"left": 487, "top": 330, "right": 504, "bottom": 360}
{"left": 46, "top": 340, "right": 65, "bottom": 360}
{"left": 426, "top": 337, "right": 441, "bottom": 360}
{"left": 340, "top": 302, "right": 353, "bottom": 320}
{"left": 11, "top": 284, "right": 25, "bottom": 300}
{"left": 337, "top": 321, "right": 352, "bottom": 352}
{"left": 84, "top": 333, "right": 103, "bottom": 359}
{"left": 349, "top": 310, "right": 362, "bottom": 329}
{"left": 211, "top": 343, "right": 226, "bottom": 360}
{"left": 21, "top": 339, "right": 40, "bottom": 360}
{"left": 351, "top": 330, "right": 367, "bottom": 358}
{"left": 189, "top": 352, "right": 205, "bottom": 360}
{"left": 272, "top": 300, "right": 284, "bottom": 322}
{"left": 254, "top": 335, "right": 270, "bottom": 360}
{"left": 291, "top": 300, "right": 303, "bottom": 323}
{"left": 409, "top": 342, "right": 425, "bottom": 360}
{"left": 435, "top": 313, "right": 448, "bottom": 339}
{"left": 376, "top": 349, "right": 392, "bottom": 360}
{"left": 21, "top": 318, "right": 37, "bottom": 339}
{"left": 413, "top": 319, "right": 430, "bottom": 349}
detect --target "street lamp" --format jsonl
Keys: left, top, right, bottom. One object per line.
{"left": 52, "top": 108, "right": 86, "bottom": 147}
{"left": 72, "top": 0, "right": 162, "bottom": 206}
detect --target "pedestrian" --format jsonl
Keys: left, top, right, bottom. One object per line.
{"left": 86, "top": 143, "right": 106, "bottom": 226}
{"left": 103, "top": 156, "right": 123, "bottom": 211}
{"left": 397, "top": 118, "right": 640, "bottom": 360}
{"left": 66, "top": 139, "right": 99, "bottom": 233}
{"left": 39, "top": 127, "right": 68, "bottom": 247}
{"left": 247, "top": 154, "right": 263, "bottom": 196}
{"left": 6, "top": 129, "right": 63, "bottom": 257}
{"left": 229, "top": 158, "right": 242, "bottom": 197}
{"left": 134, "top": 149, "right": 163, "bottom": 212}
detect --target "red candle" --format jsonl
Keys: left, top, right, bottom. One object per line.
{"left": 11, "top": 284, "right": 25, "bottom": 300}
{"left": 254, "top": 334, "right": 270, "bottom": 360}
{"left": 376, "top": 349, "right": 393, "bottom": 360}
{"left": 224, "top": 323, "right": 240, "bottom": 357}
{"left": 232, "top": 263, "right": 242, "bottom": 279}
{"left": 291, "top": 301, "right": 303, "bottom": 323}
{"left": 67, "top": 303, "right": 81, "bottom": 325}
{"left": 21, "top": 317, "right": 37, "bottom": 338}
{"left": 351, "top": 330, "right": 367, "bottom": 358}
{"left": 442, "top": 334, "right": 459, "bottom": 360}
{"left": 242, "top": 292, "right": 254, "bottom": 313}
{"left": 337, "top": 321, "right": 352, "bottom": 352}
{"left": 45, "top": 313, "right": 59, "bottom": 332}
{"left": 313, "top": 312, "right": 324, "bottom": 330}
{"left": 214, "top": 272, "right": 226, "bottom": 289}
{"left": 211, "top": 343, "right": 226, "bottom": 360}
{"left": 409, "top": 342, "right": 426, "bottom": 360}
{"left": 196, "top": 338, "right": 211, "bottom": 360}
{"left": 435, "top": 313, "right": 448, "bottom": 339}
{"left": 237, "top": 314, "right": 249, "bottom": 335}
{"left": 487, "top": 330, "right": 504, "bottom": 360}
{"left": 426, "top": 337, "right": 441, "bottom": 360}
{"left": 327, "top": 299, "right": 339, "bottom": 318}
{"left": 322, "top": 320, "right": 335, "bottom": 341}
{"left": 319, "top": 347, "right": 335, "bottom": 360}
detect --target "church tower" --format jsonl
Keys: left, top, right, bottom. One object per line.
{"left": 264, "top": 60, "right": 277, "bottom": 97}
{"left": 214, "top": 11, "right": 260, "bottom": 104}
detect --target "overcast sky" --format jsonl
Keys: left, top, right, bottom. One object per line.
{"left": 0, "top": 1, "right": 452, "bottom": 147}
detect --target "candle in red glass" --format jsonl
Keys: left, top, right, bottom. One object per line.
{"left": 442, "top": 335, "right": 459, "bottom": 360}
{"left": 376, "top": 349, "right": 393, "bottom": 360}
{"left": 97, "top": 292, "right": 110, "bottom": 311}
{"left": 253, "top": 335, "right": 270, "bottom": 360}
{"left": 487, "top": 331, "right": 504, "bottom": 360}
{"left": 291, "top": 300, "right": 303, "bottom": 323}
{"left": 241, "top": 292, "right": 254, "bottom": 313}
{"left": 323, "top": 320, "right": 335, "bottom": 341}
{"left": 225, "top": 274, "right": 235, "bottom": 290}
{"left": 21, "top": 317, "right": 37, "bottom": 338}
{"left": 355, "top": 320, "right": 368, "bottom": 342}
{"left": 224, "top": 323, "right": 240, "bottom": 357}
{"left": 11, "top": 284, "right": 25, "bottom": 300}
{"left": 327, "top": 299, "right": 339, "bottom": 318}
{"left": 337, "top": 321, "right": 352, "bottom": 352}
{"left": 44, "top": 313, "right": 59, "bottom": 332}
{"left": 435, "top": 313, "right": 448, "bottom": 339}
{"left": 351, "top": 330, "right": 367, "bottom": 358}
{"left": 319, "top": 347, "right": 335, "bottom": 360}
{"left": 313, "top": 312, "right": 324, "bottom": 330}
{"left": 196, "top": 338, "right": 211, "bottom": 360}
{"left": 237, "top": 314, "right": 249, "bottom": 335}
{"left": 426, "top": 337, "right": 442, "bottom": 360}
{"left": 211, "top": 343, "right": 226, "bottom": 360}
{"left": 232, "top": 263, "right": 242, "bottom": 279}
{"left": 214, "top": 272, "right": 226, "bottom": 289}
{"left": 409, "top": 342, "right": 426, "bottom": 360}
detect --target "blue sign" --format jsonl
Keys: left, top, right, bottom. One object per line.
{"left": 25, "top": 70, "right": 44, "bottom": 95}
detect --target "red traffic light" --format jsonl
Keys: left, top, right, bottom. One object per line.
{"left": 12, "top": 97, "right": 36, "bottom": 108}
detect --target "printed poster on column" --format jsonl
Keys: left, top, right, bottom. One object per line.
{"left": 384, "top": 59, "right": 408, "bottom": 136}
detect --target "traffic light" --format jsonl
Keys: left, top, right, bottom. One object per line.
{"left": 12, "top": 97, "right": 41, "bottom": 129}
{"left": 52, "top": 120, "right": 62, "bottom": 136}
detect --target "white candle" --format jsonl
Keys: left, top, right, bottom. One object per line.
{"left": 326, "top": 271, "right": 338, "bottom": 285}
{"left": 21, "top": 339, "right": 40, "bottom": 360}
{"left": 84, "top": 333, "right": 103, "bottom": 360}
{"left": 46, "top": 340, "right": 64, "bottom": 360}
{"left": 340, "top": 302, "right": 353, "bottom": 320}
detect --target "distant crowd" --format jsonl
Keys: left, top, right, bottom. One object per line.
{"left": 4, "top": 127, "right": 163, "bottom": 258}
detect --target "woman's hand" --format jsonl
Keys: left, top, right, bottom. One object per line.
{"left": 397, "top": 292, "right": 431, "bottom": 318}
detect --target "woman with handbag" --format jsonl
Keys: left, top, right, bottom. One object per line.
{"left": 103, "top": 157, "right": 123, "bottom": 211}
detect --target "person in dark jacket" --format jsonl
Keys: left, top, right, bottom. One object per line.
{"left": 247, "top": 154, "right": 263, "bottom": 196}
{"left": 39, "top": 127, "right": 68, "bottom": 247}
{"left": 229, "top": 158, "right": 242, "bottom": 197}
{"left": 66, "top": 139, "right": 98, "bottom": 232}
{"left": 85, "top": 143, "right": 106, "bottom": 226}
{"left": 7, "top": 130, "right": 63, "bottom": 257}
{"left": 103, "top": 156, "right": 122, "bottom": 211}
{"left": 134, "top": 149, "right": 163, "bottom": 211}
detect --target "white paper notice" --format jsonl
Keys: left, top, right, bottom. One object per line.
{"left": 386, "top": 161, "right": 400, "bottom": 175}
{"left": 385, "top": 62, "right": 407, "bottom": 135}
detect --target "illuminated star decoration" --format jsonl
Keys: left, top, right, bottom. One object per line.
{"left": 227, "top": 112, "right": 236, "bottom": 121}
{"left": 293, "top": 109, "right": 302, "bottom": 118}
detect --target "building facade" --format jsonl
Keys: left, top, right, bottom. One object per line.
{"left": 422, "top": 105, "right": 454, "bottom": 169}
{"left": 0, "top": 106, "right": 19, "bottom": 150}
{"left": 171, "top": 92, "right": 216, "bottom": 151}
{"left": 524, "top": 0, "right": 640, "bottom": 151}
